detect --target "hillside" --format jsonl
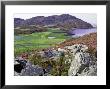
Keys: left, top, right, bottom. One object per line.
{"left": 14, "top": 14, "right": 93, "bottom": 31}
{"left": 14, "top": 25, "right": 48, "bottom": 35}
{"left": 57, "top": 33, "right": 97, "bottom": 56}
{"left": 14, "top": 33, "right": 97, "bottom": 76}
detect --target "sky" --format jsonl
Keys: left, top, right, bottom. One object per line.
{"left": 14, "top": 13, "right": 97, "bottom": 26}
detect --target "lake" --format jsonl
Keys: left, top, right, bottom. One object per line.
{"left": 68, "top": 28, "right": 97, "bottom": 37}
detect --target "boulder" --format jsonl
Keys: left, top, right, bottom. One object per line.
{"left": 14, "top": 58, "right": 27, "bottom": 73}
{"left": 14, "top": 57, "right": 48, "bottom": 76}
{"left": 66, "top": 44, "right": 97, "bottom": 76}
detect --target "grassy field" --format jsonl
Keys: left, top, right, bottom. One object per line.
{"left": 14, "top": 28, "right": 71, "bottom": 56}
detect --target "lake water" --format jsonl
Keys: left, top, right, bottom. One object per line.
{"left": 69, "top": 28, "right": 97, "bottom": 37}
{"left": 15, "top": 35, "right": 23, "bottom": 40}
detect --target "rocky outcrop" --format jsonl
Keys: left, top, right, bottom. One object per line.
{"left": 65, "top": 44, "right": 97, "bottom": 76}
{"left": 14, "top": 57, "right": 49, "bottom": 76}
{"left": 14, "top": 44, "right": 97, "bottom": 76}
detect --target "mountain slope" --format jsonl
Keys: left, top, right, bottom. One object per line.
{"left": 14, "top": 14, "right": 93, "bottom": 30}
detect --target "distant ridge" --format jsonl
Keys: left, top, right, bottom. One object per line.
{"left": 14, "top": 14, "right": 93, "bottom": 30}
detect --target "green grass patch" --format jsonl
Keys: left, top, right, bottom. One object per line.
{"left": 14, "top": 28, "right": 71, "bottom": 56}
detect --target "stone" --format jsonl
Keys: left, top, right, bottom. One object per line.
{"left": 66, "top": 44, "right": 97, "bottom": 76}
{"left": 20, "top": 62, "right": 44, "bottom": 76}
{"left": 14, "top": 57, "right": 49, "bottom": 76}
{"left": 14, "top": 58, "right": 27, "bottom": 73}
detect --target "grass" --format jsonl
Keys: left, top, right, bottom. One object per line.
{"left": 14, "top": 28, "right": 71, "bottom": 56}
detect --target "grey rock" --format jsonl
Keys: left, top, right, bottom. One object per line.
{"left": 67, "top": 44, "right": 97, "bottom": 76}
{"left": 14, "top": 58, "right": 49, "bottom": 76}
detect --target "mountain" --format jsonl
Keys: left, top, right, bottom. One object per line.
{"left": 14, "top": 14, "right": 93, "bottom": 30}
{"left": 14, "top": 18, "right": 25, "bottom": 27}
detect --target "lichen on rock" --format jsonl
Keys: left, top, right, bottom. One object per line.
{"left": 66, "top": 44, "right": 97, "bottom": 76}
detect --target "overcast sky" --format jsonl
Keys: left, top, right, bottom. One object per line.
{"left": 14, "top": 13, "right": 97, "bottom": 26}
